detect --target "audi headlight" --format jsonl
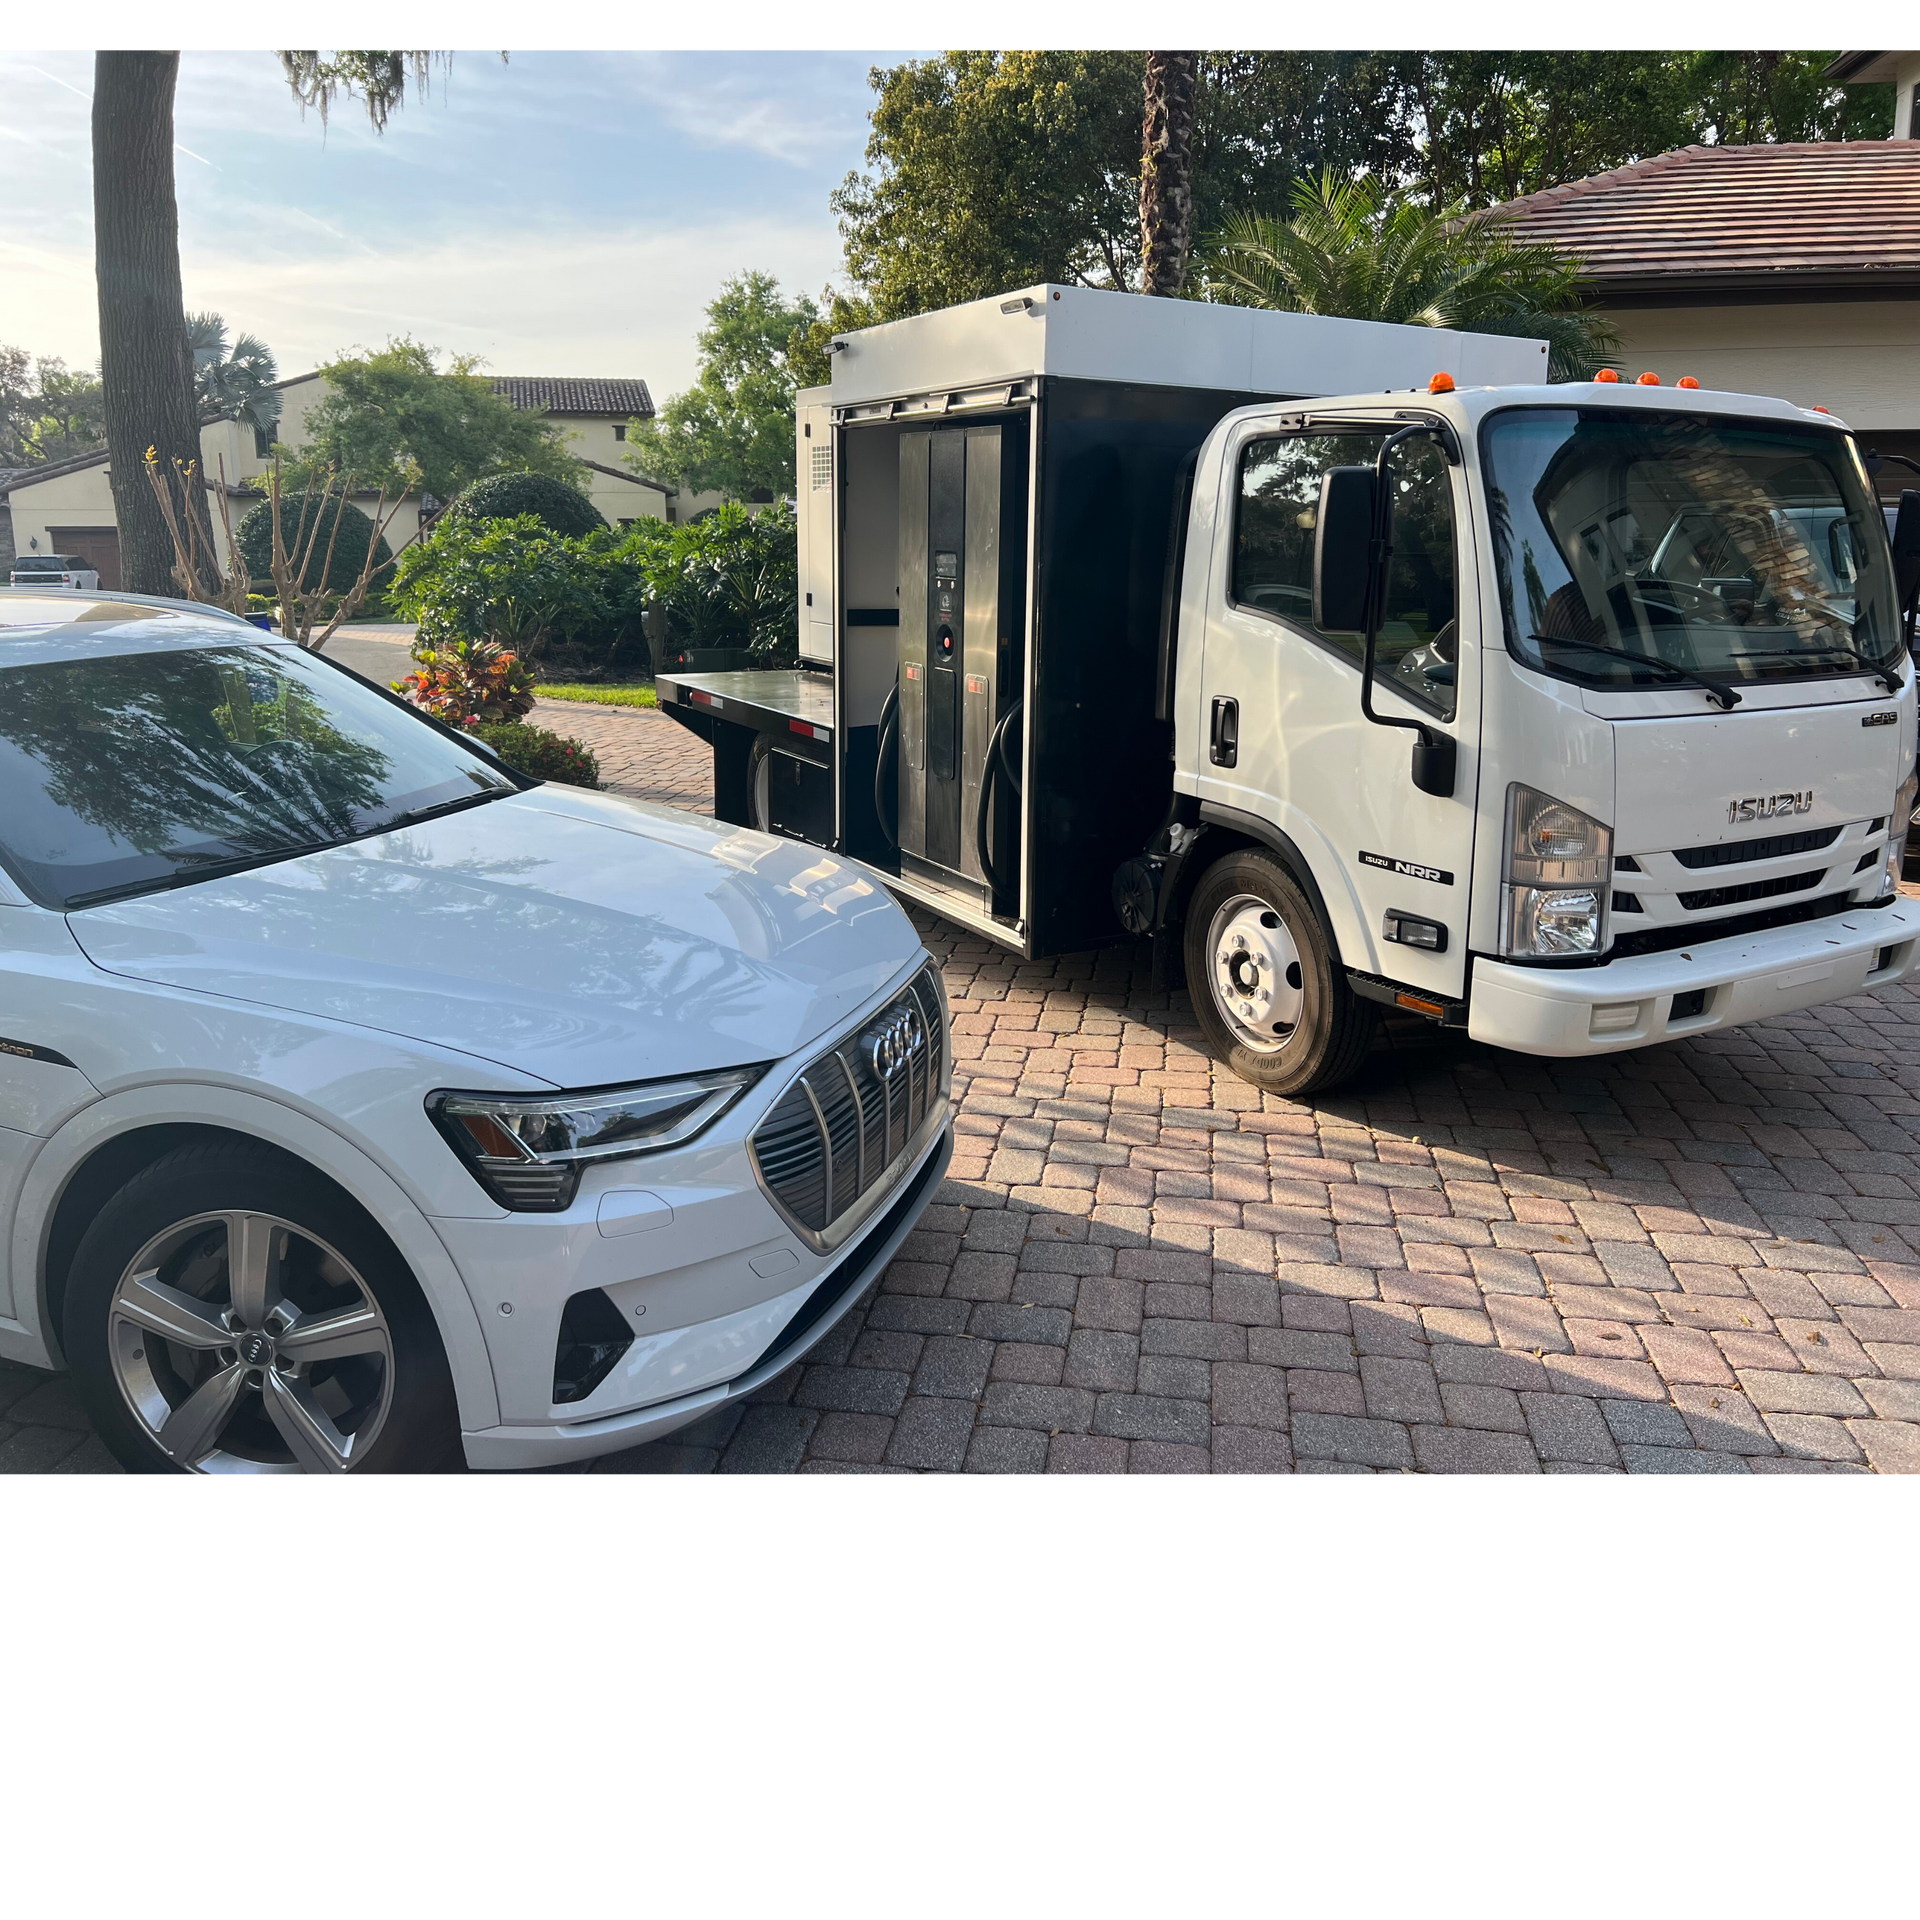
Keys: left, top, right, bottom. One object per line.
{"left": 1885, "top": 769, "right": 1917, "bottom": 896}
{"left": 1503, "top": 783, "right": 1613, "bottom": 958}
{"left": 428, "top": 1067, "right": 764, "bottom": 1212}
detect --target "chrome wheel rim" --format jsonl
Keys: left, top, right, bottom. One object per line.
{"left": 107, "top": 1211, "right": 394, "bottom": 1473}
{"left": 1207, "top": 893, "right": 1304, "bottom": 1053}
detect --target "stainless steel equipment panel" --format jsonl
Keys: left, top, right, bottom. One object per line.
{"left": 960, "top": 425, "right": 1003, "bottom": 888}
{"left": 896, "top": 430, "right": 929, "bottom": 862}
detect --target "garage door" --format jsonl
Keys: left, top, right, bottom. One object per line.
{"left": 48, "top": 526, "right": 123, "bottom": 591}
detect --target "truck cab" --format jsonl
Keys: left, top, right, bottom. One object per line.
{"left": 658, "top": 286, "right": 1920, "bottom": 1097}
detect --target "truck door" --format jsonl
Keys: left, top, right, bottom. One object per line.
{"left": 1196, "top": 421, "right": 1479, "bottom": 999}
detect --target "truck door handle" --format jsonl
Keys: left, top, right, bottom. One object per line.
{"left": 1210, "top": 696, "right": 1238, "bottom": 768}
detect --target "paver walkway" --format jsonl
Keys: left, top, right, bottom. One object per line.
{"left": 6, "top": 693, "right": 1918, "bottom": 1473}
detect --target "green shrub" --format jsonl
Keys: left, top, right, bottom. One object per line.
{"left": 392, "top": 513, "right": 611, "bottom": 667}
{"left": 469, "top": 719, "right": 600, "bottom": 789}
{"left": 389, "top": 498, "right": 798, "bottom": 683}
{"left": 633, "top": 501, "right": 797, "bottom": 669}
{"left": 440, "top": 472, "right": 606, "bottom": 539}
{"left": 235, "top": 490, "right": 392, "bottom": 594}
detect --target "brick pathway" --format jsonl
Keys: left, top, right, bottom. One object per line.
{"left": 533, "top": 700, "right": 713, "bottom": 813}
{"left": 6, "top": 695, "right": 1919, "bottom": 1473}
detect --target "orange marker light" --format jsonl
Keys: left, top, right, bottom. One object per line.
{"left": 1676, "top": 376, "right": 1700, "bottom": 389}
{"left": 1595, "top": 368, "right": 1620, "bottom": 383}
{"left": 1813, "top": 405, "right": 1831, "bottom": 414}
{"left": 1428, "top": 371, "right": 1455, "bottom": 394}
{"left": 1637, "top": 372, "right": 1660, "bottom": 385}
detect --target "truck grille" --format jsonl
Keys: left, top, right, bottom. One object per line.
{"left": 1671, "top": 826, "right": 1841, "bottom": 870}
{"left": 750, "top": 966, "right": 947, "bottom": 1247}
{"left": 1676, "top": 869, "right": 1823, "bottom": 913}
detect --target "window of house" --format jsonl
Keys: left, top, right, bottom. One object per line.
{"left": 253, "top": 424, "right": 272, "bottom": 459}
{"left": 612, "top": 423, "right": 626, "bottom": 442}
{"left": 1232, "top": 431, "right": 1459, "bottom": 719}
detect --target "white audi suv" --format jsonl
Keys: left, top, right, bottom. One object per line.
{"left": 0, "top": 590, "right": 951, "bottom": 1471}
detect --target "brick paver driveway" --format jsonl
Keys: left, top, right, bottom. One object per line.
{"left": 6, "top": 690, "right": 1918, "bottom": 1473}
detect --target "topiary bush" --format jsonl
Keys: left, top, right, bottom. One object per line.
{"left": 440, "top": 472, "right": 607, "bottom": 539}
{"left": 235, "top": 491, "right": 392, "bottom": 594}
{"left": 467, "top": 719, "right": 600, "bottom": 789}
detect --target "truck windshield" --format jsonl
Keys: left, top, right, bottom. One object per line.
{"left": 0, "top": 642, "right": 517, "bottom": 909}
{"left": 1482, "top": 407, "right": 1902, "bottom": 692}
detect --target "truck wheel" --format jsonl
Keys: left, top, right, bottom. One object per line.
{"left": 63, "top": 1141, "right": 463, "bottom": 1474}
{"left": 1184, "top": 850, "right": 1377, "bottom": 1097}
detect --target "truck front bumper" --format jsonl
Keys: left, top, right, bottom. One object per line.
{"left": 1467, "top": 899, "right": 1920, "bottom": 1057}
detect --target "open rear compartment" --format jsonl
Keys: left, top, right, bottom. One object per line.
{"left": 834, "top": 377, "right": 1255, "bottom": 960}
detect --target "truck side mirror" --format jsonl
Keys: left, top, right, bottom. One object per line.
{"left": 1312, "top": 467, "right": 1378, "bottom": 633}
{"left": 1894, "top": 490, "right": 1920, "bottom": 616}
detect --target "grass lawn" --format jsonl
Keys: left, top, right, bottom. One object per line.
{"left": 532, "top": 681, "right": 658, "bottom": 710}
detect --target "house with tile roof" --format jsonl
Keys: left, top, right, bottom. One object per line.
{"left": 1492, "top": 76, "right": 1920, "bottom": 501}
{"left": 4, "top": 366, "right": 696, "bottom": 586}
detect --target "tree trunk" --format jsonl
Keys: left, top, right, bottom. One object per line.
{"left": 1140, "top": 52, "right": 1200, "bottom": 297}
{"left": 93, "top": 52, "right": 213, "bottom": 594}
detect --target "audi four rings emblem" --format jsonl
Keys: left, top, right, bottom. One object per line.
{"left": 861, "top": 1007, "right": 922, "bottom": 1079}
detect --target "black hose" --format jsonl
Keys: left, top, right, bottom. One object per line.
{"left": 975, "top": 698, "right": 1024, "bottom": 900}
{"left": 873, "top": 679, "right": 900, "bottom": 851}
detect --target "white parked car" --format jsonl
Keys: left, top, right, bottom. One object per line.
{"left": 9, "top": 553, "right": 101, "bottom": 590}
{"left": 0, "top": 589, "right": 951, "bottom": 1472}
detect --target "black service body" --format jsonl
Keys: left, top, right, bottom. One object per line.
{"left": 659, "top": 374, "right": 1267, "bottom": 960}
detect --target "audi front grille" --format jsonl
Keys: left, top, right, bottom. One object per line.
{"left": 750, "top": 965, "right": 948, "bottom": 1250}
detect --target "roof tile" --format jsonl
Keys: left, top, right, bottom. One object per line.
{"left": 1493, "top": 141, "right": 1920, "bottom": 290}
{"left": 490, "top": 377, "right": 655, "bottom": 418}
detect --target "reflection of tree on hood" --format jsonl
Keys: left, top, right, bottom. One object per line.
{"left": 0, "top": 649, "right": 392, "bottom": 864}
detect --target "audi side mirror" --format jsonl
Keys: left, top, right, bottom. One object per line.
{"left": 1312, "top": 467, "right": 1378, "bottom": 633}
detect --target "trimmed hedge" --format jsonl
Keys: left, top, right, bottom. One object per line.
{"left": 235, "top": 491, "right": 392, "bottom": 594}
{"left": 441, "top": 472, "right": 607, "bottom": 539}
{"left": 469, "top": 719, "right": 600, "bottom": 789}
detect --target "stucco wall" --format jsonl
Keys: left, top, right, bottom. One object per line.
{"left": 1605, "top": 300, "right": 1920, "bottom": 431}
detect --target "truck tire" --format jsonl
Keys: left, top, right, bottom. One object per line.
{"left": 1184, "top": 849, "right": 1377, "bottom": 1097}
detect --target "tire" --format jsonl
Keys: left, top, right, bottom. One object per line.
{"left": 748, "top": 732, "right": 775, "bottom": 833}
{"left": 1183, "top": 849, "right": 1378, "bottom": 1098}
{"left": 63, "top": 1141, "right": 462, "bottom": 1474}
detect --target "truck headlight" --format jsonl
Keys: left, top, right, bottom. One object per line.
{"left": 1885, "top": 769, "right": 1917, "bottom": 896}
{"left": 428, "top": 1067, "right": 764, "bottom": 1212}
{"left": 1503, "top": 783, "right": 1613, "bottom": 958}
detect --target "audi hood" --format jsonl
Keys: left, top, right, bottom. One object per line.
{"left": 65, "top": 788, "right": 922, "bottom": 1087}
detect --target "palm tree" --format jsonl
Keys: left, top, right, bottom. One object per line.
{"left": 1139, "top": 52, "right": 1199, "bottom": 297}
{"left": 92, "top": 52, "right": 444, "bottom": 592}
{"left": 187, "top": 313, "right": 282, "bottom": 442}
{"left": 1199, "top": 171, "right": 1619, "bottom": 381}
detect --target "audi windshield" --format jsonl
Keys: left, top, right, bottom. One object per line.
{"left": 1482, "top": 407, "right": 1902, "bottom": 693}
{"left": 0, "top": 639, "right": 517, "bottom": 909}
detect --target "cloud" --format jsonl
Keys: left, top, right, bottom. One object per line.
{"left": 182, "top": 216, "right": 843, "bottom": 395}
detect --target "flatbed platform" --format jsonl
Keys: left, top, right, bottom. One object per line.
{"left": 655, "top": 669, "right": 835, "bottom": 744}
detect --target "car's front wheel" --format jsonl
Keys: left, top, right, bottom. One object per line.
{"left": 64, "top": 1141, "right": 462, "bottom": 1473}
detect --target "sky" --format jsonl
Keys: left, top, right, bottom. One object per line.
{"left": 0, "top": 50, "right": 899, "bottom": 402}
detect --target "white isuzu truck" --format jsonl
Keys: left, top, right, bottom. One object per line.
{"left": 659, "top": 285, "right": 1920, "bottom": 1096}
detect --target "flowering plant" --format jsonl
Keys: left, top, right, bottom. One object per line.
{"left": 392, "top": 637, "right": 535, "bottom": 727}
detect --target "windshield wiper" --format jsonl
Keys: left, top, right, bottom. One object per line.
{"left": 62, "top": 787, "right": 517, "bottom": 913}
{"left": 371, "top": 784, "right": 515, "bottom": 836}
{"left": 63, "top": 837, "right": 347, "bottom": 911}
{"left": 1526, "top": 634, "right": 1742, "bottom": 709}
{"left": 1722, "top": 642, "right": 1902, "bottom": 695}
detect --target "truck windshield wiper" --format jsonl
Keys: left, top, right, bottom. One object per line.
{"left": 1526, "top": 634, "right": 1742, "bottom": 709}
{"left": 1722, "top": 642, "right": 1902, "bottom": 695}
